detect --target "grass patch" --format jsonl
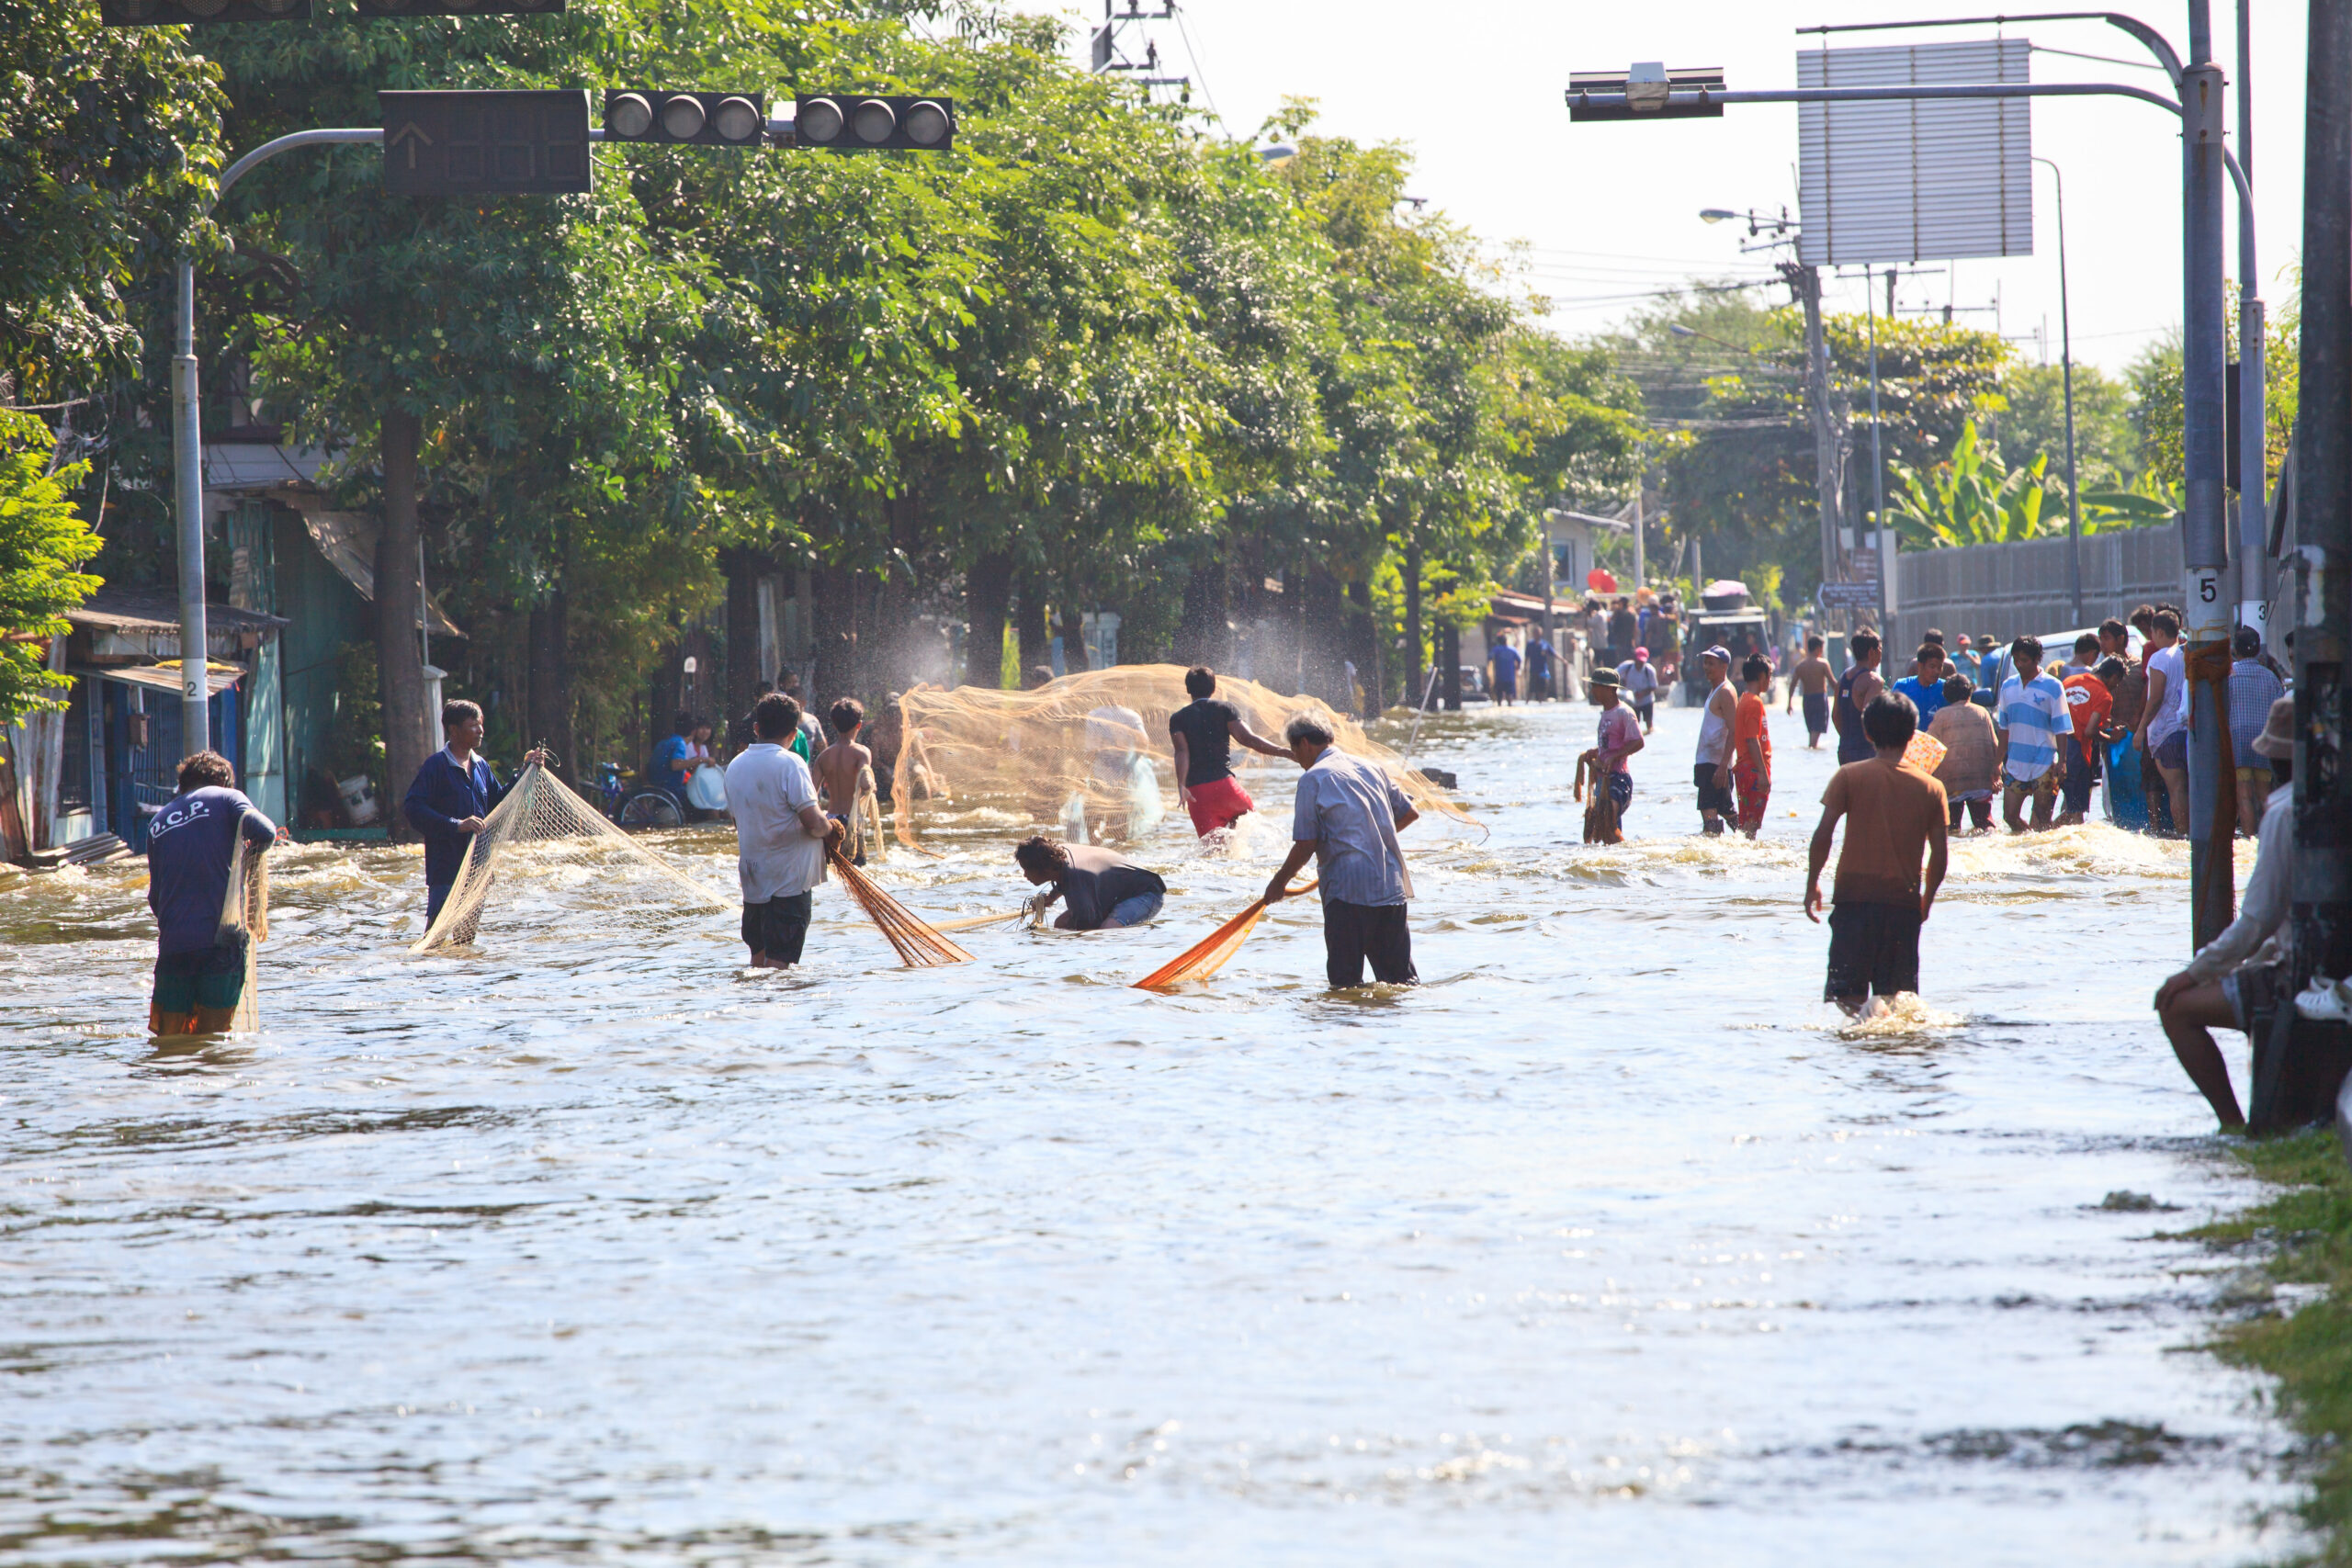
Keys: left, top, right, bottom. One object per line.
{"left": 2187, "top": 1128, "right": 2352, "bottom": 1559}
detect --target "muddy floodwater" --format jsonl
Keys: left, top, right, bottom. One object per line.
{"left": 1, "top": 703, "right": 2304, "bottom": 1563}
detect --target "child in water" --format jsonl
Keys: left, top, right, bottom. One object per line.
{"left": 814, "top": 698, "right": 876, "bottom": 864}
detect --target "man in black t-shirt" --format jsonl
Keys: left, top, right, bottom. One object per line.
{"left": 1167, "top": 665, "right": 1288, "bottom": 838}
{"left": 1015, "top": 836, "right": 1167, "bottom": 929}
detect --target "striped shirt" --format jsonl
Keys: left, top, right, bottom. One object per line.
{"left": 2228, "top": 658, "right": 2284, "bottom": 764}
{"left": 1995, "top": 671, "right": 2071, "bottom": 782}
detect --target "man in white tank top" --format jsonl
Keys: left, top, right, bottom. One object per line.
{"left": 1692, "top": 646, "right": 1738, "bottom": 835}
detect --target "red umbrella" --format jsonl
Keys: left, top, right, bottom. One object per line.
{"left": 1586, "top": 568, "right": 1617, "bottom": 592}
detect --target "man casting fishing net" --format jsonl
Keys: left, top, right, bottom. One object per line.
{"left": 1261, "top": 712, "right": 1420, "bottom": 987}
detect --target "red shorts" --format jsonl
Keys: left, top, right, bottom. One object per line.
{"left": 1184, "top": 773, "right": 1256, "bottom": 836}
{"left": 1734, "top": 765, "right": 1770, "bottom": 830}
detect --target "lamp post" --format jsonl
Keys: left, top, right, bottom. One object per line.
{"left": 2033, "top": 154, "right": 2085, "bottom": 626}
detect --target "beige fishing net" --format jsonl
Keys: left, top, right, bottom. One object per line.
{"left": 412, "top": 761, "right": 729, "bottom": 954}
{"left": 889, "top": 666, "right": 1470, "bottom": 852}
{"left": 217, "top": 830, "right": 269, "bottom": 1032}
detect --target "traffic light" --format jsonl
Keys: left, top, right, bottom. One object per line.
{"left": 1566, "top": 64, "right": 1726, "bottom": 122}
{"left": 380, "top": 90, "right": 592, "bottom": 196}
{"left": 793, "top": 95, "right": 955, "bottom": 152}
{"left": 355, "top": 0, "right": 564, "bottom": 14}
{"left": 100, "top": 0, "right": 311, "bottom": 22}
{"left": 602, "top": 91, "right": 768, "bottom": 148}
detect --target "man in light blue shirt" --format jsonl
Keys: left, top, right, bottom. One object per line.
{"left": 1995, "top": 635, "right": 2070, "bottom": 832}
{"left": 1263, "top": 713, "right": 1421, "bottom": 987}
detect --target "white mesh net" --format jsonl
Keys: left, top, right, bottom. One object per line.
{"left": 412, "top": 761, "right": 729, "bottom": 954}
{"left": 216, "top": 831, "right": 269, "bottom": 1032}
{"left": 889, "top": 665, "right": 1472, "bottom": 853}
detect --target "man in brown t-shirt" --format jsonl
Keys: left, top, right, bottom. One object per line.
{"left": 1804, "top": 690, "right": 1951, "bottom": 1013}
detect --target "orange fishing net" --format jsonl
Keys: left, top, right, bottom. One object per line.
{"left": 830, "top": 846, "right": 975, "bottom": 966}
{"left": 889, "top": 666, "right": 1472, "bottom": 852}
{"left": 1132, "top": 879, "right": 1317, "bottom": 990}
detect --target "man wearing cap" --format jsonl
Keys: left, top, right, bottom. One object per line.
{"left": 1691, "top": 646, "right": 1739, "bottom": 835}
{"left": 2153, "top": 695, "right": 2299, "bottom": 1130}
{"left": 1616, "top": 647, "right": 1660, "bottom": 734}
{"left": 1581, "top": 665, "right": 1645, "bottom": 827}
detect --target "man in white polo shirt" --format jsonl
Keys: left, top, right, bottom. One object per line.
{"left": 725, "top": 693, "right": 843, "bottom": 968}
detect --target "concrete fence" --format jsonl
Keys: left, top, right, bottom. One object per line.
{"left": 1887, "top": 525, "right": 2183, "bottom": 654}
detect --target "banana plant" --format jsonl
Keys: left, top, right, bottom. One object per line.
{"left": 1885, "top": 422, "right": 2064, "bottom": 547}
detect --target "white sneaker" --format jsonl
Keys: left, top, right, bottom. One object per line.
{"left": 2294, "top": 977, "right": 2352, "bottom": 1023}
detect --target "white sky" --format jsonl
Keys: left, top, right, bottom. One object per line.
{"left": 1059, "top": 0, "right": 2308, "bottom": 377}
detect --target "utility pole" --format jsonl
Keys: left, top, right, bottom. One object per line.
{"left": 2234, "top": 0, "right": 2269, "bottom": 639}
{"left": 1867, "top": 268, "right": 1888, "bottom": 637}
{"left": 1781, "top": 260, "right": 1842, "bottom": 615}
{"left": 2287, "top": 0, "right": 2352, "bottom": 1077}
{"left": 2180, "top": 7, "right": 2237, "bottom": 950}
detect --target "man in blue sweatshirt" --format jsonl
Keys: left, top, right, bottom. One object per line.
{"left": 147, "top": 750, "right": 278, "bottom": 1034}
{"left": 402, "top": 699, "right": 545, "bottom": 928}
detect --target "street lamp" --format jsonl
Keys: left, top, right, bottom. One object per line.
{"left": 2034, "top": 154, "right": 2085, "bottom": 626}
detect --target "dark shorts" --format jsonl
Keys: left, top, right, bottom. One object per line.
{"left": 1693, "top": 763, "right": 1735, "bottom": 816}
{"left": 1633, "top": 697, "right": 1656, "bottom": 722}
{"left": 152, "top": 937, "right": 248, "bottom": 1017}
{"left": 742, "top": 891, "right": 813, "bottom": 964}
{"left": 1607, "top": 770, "right": 1633, "bottom": 812}
{"left": 1825, "top": 899, "right": 1922, "bottom": 1001}
{"left": 1323, "top": 898, "right": 1417, "bottom": 988}
{"left": 2155, "top": 728, "right": 2188, "bottom": 772}
{"left": 2223, "top": 960, "right": 2287, "bottom": 1036}
{"left": 1803, "top": 691, "right": 1830, "bottom": 735}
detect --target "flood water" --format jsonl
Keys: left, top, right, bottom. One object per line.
{"left": 1, "top": 702, "right": 2305, "bottom": 1564}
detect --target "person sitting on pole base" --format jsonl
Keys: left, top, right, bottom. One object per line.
{"left": 1262, "top": 712, "right": 1420, "bottom": 988}
{"left": 1804, "top": 692, "right": 1950, "bottom": 1017}
{"left": 2153, "top": 695, "right": 2299, "bottom": 1130}
{"left": 1013, "top": 836, "right": 1167, "bottom": 930}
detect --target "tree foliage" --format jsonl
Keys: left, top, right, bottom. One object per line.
{"left": 0, "top": 411, "right": 102, "bottom": 725}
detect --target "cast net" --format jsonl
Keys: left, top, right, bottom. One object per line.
{"left": 1131, "top": 878, "right": 1317, "bottom": 991}
{"left": 889, "top": 666, "right": 1473, "bottom": 852}
{"left": 217, "top": 831, "right": 269, "bottom": 1032}
{"left": 412, "top": 761, "right": 729, "bottom": 954}
{"left": 830, "top": 846, "right": 974, "bottom": 966}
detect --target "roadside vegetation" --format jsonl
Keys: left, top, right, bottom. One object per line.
{"left": 2188, "top": 1129, "right": 2352, "bottom": 1560}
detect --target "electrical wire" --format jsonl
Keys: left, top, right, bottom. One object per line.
{"left": 1171, "top": 5, "right": 1223, "bottom": 128}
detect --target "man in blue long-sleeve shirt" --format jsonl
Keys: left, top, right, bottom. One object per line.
{"left": 402, "top": 699, "right": 544, "bottom": 928}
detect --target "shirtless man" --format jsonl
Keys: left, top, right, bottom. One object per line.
{"left": 1788, "top": 635, "right": 1834, "bottom": 750}
{"left": 814, "top": 697, "right": 876, "bottom": 863}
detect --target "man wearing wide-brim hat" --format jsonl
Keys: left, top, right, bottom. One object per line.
{"left": 1580, "top": 666, "right": 1645, "bottom": 828}
{"left": 2153, "top": 694, "right": 2297, "bottom": 1130}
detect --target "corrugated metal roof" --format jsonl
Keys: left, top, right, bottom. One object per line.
{"left": 1796, "top": 39, "right": 2033, "bottom": 267}
{"left": 285, "top": 501, "right": 466, "bottom": 639}
{"left": 68, "top": 588, "right": 288, "bottom": 636}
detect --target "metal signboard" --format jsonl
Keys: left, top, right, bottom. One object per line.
{"left": 379, "top": 90, "right": 592, "bottom": 196}
{"left": 100, "top": 0, "right": 311, "bottom": 22}
{"left": 1796, "top": 39, "right": 2032, "bottom": 266}
{"left": 356, "top": 1, "right": 562, "bottom": 13}
{"left": 1817, "top": 581, "right": 1881, "bottom": 610}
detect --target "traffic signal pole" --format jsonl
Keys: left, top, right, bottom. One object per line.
{"left": 173, "top": 127, "right": 381, "bottom": 754}
{"left": 170, "top": 103, "right": 843, "bottom": 750}
{"left": 1570, "top": 51, "right": 2248, "bottom": 950}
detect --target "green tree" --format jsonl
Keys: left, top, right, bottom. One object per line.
{"left": 1995, "top": 360, "right": 2135, "bottom": 491}
{"left": 0, "top": 1, "right": 223, "bottom": 408}
{"left": 0, "top": 411, "right": 102, "bottom": 724}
